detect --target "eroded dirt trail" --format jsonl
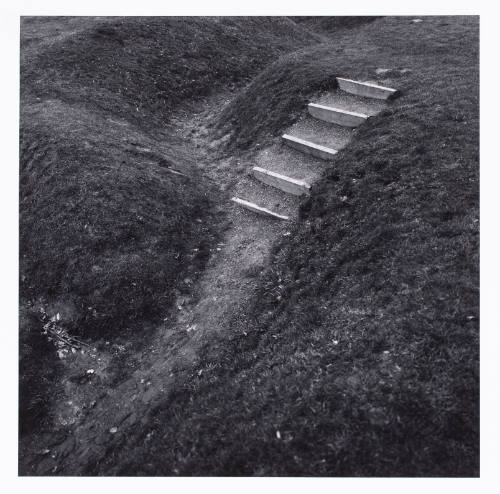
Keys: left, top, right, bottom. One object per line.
{"left": 19, "top": 90, "right": 294, "bottom": 475}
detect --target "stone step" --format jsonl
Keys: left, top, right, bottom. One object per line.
{"left": 308, "top": 102, "right": 367, "bottom": 127}
{"left": 313, "top": 90, "right": 386, "bottom": 117}
{"left": 252, "top": 166, "right": 311, "bottom": 196}
{"left": 231, "top": 197, "right": 290, "bottom": 221}
{"left": 337, "top": 77, "right": 398, "bottom": 100}
{"left": 282, "top": 134, "right": 338, "bottom": 161}
{"left": 253, "top": 144, "right": 326, "bottom": 185}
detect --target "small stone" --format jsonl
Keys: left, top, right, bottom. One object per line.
{"left": 109, "top": 427, "right": 118, "bottom": 434}
{"left": 86, "top": 369, "right": 95, "bottom": 374}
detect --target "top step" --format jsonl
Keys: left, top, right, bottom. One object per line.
{"left": 337, "top": 77, "right": 399, "bottom": 100}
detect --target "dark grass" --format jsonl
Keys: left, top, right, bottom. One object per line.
{"left": 95, "top": 16, "right": 479, "bottom": 476}
{"left": 19, "top": 306, "right": 63, "bottom": 436}
{"left": 19, "top": 17, "right": 321, "bottom": 433}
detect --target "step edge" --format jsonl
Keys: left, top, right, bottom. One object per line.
{"left": 282, "top": 134, "right": 338, "bottom": 155}
{"left": 336, "top": 77, "right": 397, "bottom": 93}
{"left": 231, "top": 197, "right": 290, "bottom": 221}
{"left": 252, "top": 166, "right": 311, "bottom": 189}
{"left": 308, "top": 102, "right": 368, "bottom": 119}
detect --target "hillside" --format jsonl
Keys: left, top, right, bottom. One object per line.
{"left": 19, "top": 16, "right": 479, "bottom": 477}
{"left": 92, "top": 16, "right": 479, "bottom": 476}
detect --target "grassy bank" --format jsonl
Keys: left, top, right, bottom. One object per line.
{"left": 99, "top": 16, "right": 479, "bottom": 476}
{"left": 21, "top": 17, "right": 319, "bottom": 131}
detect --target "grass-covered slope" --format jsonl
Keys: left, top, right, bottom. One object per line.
{"left": 20, "top": 99, "right": 215, "bottom": 334}
{"left": 101, "top": 16, "right": 479, "bottom": 476}
{"left": 217, "top": 16, "right": 478, "bottom": 151}
{"left": 21, "top": 17, "right": 319, "bottom": 130}
{"left": 20, "top": 16, "right": 319, "bottom": 336}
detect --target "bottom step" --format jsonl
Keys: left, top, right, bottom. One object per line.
{"left": 231, "top": 197, "right": 290, "bottom": 221}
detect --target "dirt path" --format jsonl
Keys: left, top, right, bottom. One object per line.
{"left": 19, "top": 89, "right": 295, "bottom": 475}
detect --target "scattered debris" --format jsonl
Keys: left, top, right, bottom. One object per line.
{"left": 40, "top": 308, "right": 90, "bottom": 351}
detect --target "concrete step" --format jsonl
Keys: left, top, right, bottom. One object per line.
{"left": 313, "top": 90, "right": 386, "bottom": 117}
{"left": 282, "top": 134, "right": 338, "bottom": 161}
{"left": 253, "top": 144, "right": 326, "bottom": 185}
{"left": 337, "top": 77, "right": 398, "bottom": 100}
{"left": 252, "top": 166, "right": 311, "bottom": 196}
{"left": 308, "top": 102, "right": 367, "bottom": 127}
{"left": 231, "top": 197, "right": 290, "bottom": 221}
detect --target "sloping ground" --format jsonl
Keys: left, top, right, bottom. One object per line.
{"left": 217, "top": 16, "right": 477, "bottom": 151}
{"left": 21, "top": 16, "right": 320, "bottom": 130}
{"left": 94, "top": 16, "right": 479, "bottom": 476}
{"left": 19, "top": 17, "right": 320, "bottom": 439}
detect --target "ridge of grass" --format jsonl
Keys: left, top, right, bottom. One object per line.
{"left": 97, "top": 16, "right": 479, "bottom": 476}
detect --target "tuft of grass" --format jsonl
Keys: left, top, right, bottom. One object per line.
{"left": 96, "top": 16, "right": 479, "bottom": 476}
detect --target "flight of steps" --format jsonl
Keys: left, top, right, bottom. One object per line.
{"left": 231, "top": 77, "right": 399, "bottom": 220}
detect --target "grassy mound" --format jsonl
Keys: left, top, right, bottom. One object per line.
{"left": 20, "top": 99, "right": 216, "bottom": 335}
{"left": 101, "top": 16, "right": 479, "bottom": 476}
{"left": 21, "top": 16, "right": 319, "bottom": 130}
{"left": 20, "top": 16, "right": 320, "bottom": 336}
